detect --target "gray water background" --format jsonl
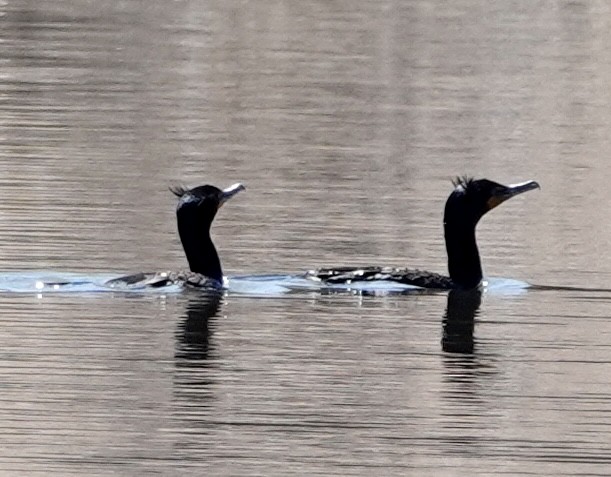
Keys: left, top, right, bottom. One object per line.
{"left": 0, "top": 1, "right": 610, "bottom": 475}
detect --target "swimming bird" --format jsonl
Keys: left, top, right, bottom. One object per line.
{"left": 106, "top": 182, "right": 245, "bottom": 289}
{"left": 306, "top": 177, "right": 540, "bottom": 290}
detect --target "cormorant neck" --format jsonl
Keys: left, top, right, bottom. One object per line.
{"left": 176, "top": 214, "right": 223, "bottom": 283}
{"left": 444, "top": 218, "right": 482, "bottom": 290}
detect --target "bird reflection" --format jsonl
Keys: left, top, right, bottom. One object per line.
{"left": 442, "top": 288, "right": 482, "bottom": 354}
{"left": 172, "top": 293, "right": 223, "bottom": 431}
{"left": 174, "top": 292, "right": 222, "bottom": 363}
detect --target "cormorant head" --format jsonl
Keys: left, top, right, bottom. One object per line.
{"left": 170, "top": 182, "right": 245, "bottom": 225}
{"left": 445, "top": 177, "right": 540, "bottom": 226}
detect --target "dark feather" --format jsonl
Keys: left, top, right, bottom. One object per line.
{"left": 306, "top": 266, "right": 455, "bottom": 290}
{"left": 105, "top": 270, "right": 223, "bottom": 290}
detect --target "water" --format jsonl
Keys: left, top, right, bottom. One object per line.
{"left": 1, "top": 0, "right": 610, "bottom": 475}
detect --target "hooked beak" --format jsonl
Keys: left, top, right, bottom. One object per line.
{"left": 487, "top": 180, "right": 540, "bottom": 210}
{"left": 219, "top": 183, "right": 246, "bottom": 207}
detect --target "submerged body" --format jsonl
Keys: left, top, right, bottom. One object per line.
{"left": 106, "top": 182, "right": 245, "bottom": 290}
{"left": 307, "top": 178, "right": 540, "bottom": 290}
{"left": 105, "top": 270, "right": 224, "bottom": 289}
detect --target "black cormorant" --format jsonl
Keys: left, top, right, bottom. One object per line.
{"left": 106, "top": 182, "right": 245, "bottom": 289}
{"left": 307, "top": 177, "right": 540, "bottom": 290}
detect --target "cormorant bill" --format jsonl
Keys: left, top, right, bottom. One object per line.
{"left": 307, "top": 177, "right": 540, "bottom": 290}
{"left": 106, "top": 182, "right": 245, "bottom": 290}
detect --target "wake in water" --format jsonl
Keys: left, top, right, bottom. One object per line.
{"left": 0, "top": 271, "right": 554, "bottom": 296}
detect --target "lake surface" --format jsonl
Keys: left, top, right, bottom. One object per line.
{"left": 1, "top": 0, "right": 610, "bottom": 475}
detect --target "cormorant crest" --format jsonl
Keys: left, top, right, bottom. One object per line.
{"left": 170, "top": 184, "right": 204, "bottom": 208}
{"left": 452, "top": 176, "right": 474, "bottom": 191}
{"left": 169, "top": 184, "right": 189, "bottom": 198}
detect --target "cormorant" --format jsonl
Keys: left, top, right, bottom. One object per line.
{"left": 105, "top": 182, "right": 245, "bottom": 289}
{"left": 307, "top": 177, "right": 540, "bottom": 290}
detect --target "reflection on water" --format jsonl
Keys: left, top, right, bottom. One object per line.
{"left": 173, "top": 293, "right": 222, "bottom": 429}
{"left": 1, "top": 0, "right": 611, "bottom": 475}
{"left": 442, "top": 289, "right": 481, "bottom": 354}
{"left": 175, "top": 293, "right": 222, "bottom": 362}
